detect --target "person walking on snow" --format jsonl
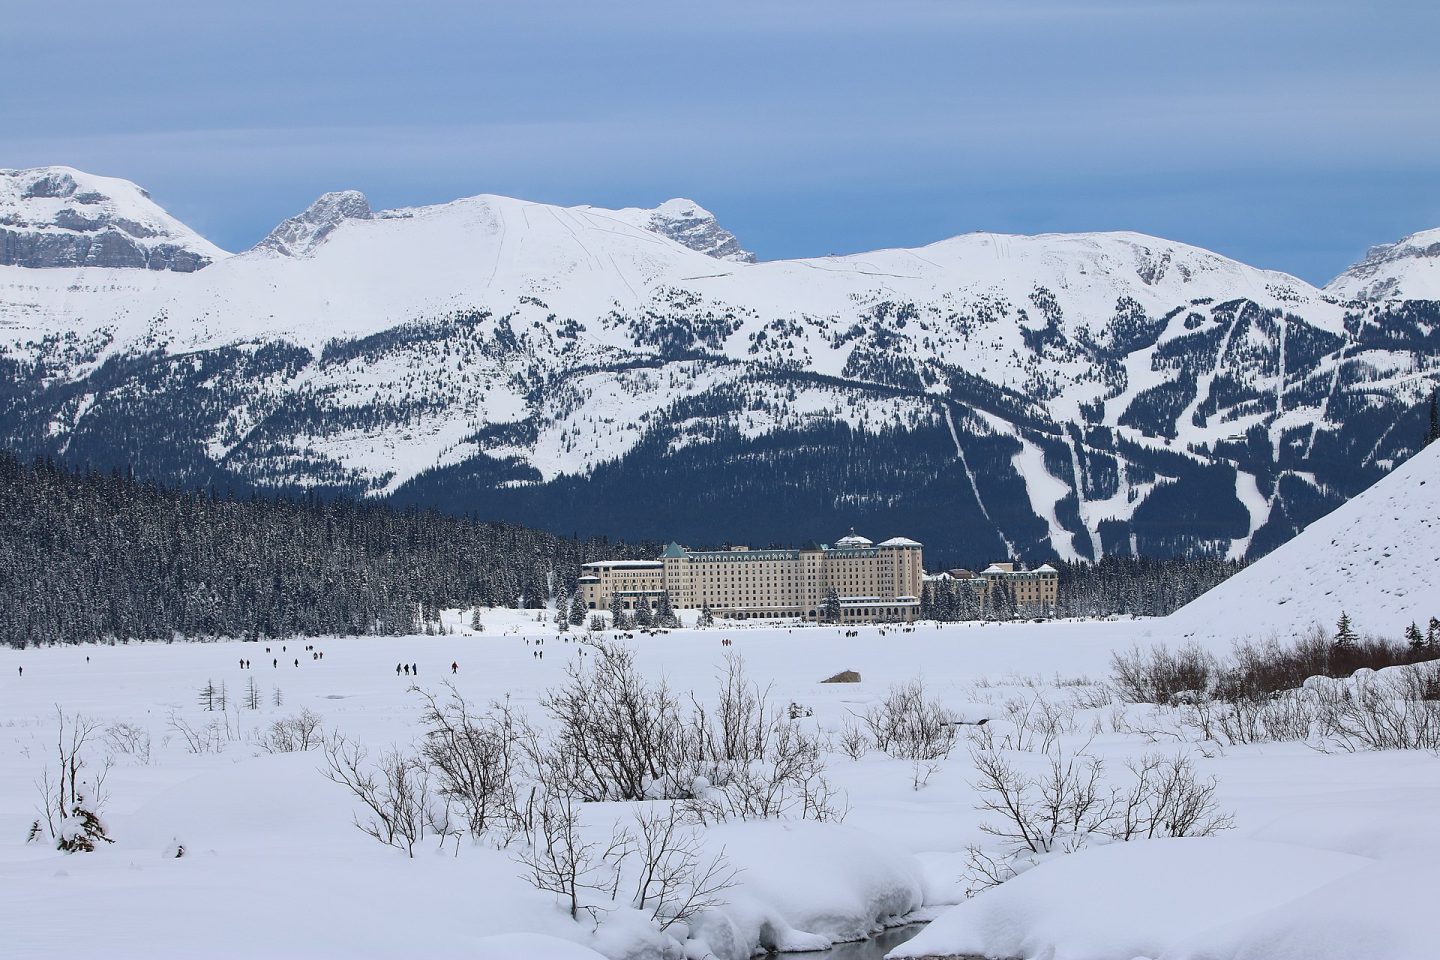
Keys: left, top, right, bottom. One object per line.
{"left": 451, "top": 662, "right": 458, "bottom": 674}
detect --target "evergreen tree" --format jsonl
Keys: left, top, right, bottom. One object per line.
{"left": 698, "top": 603, "right": 715, "bottom": 628}
{"left": 608, "top": 593, "right": 630, "bottom": 630}
{"left": 1334, "top": 611, "right": 1358, "bottom": 649}
{"left": 654, "top": 591, "right": 679, "bottom": 629}
{"left": 821, "top": 587, "right": 842, "bottom": 623}
{"left": 1427, "top": 389, "right": 1439, "bottom": 446}
{"left": 634, "top": 596, "right": 654, "bottom": 628}
{"left": 1428, "top": 617, "right": 1440, "bottom": 650}
{"left": 568, "top": 592, "right": 587, "bottom": 626}
{"left": 198, "top": 679, "right": 217, "bottom": 712}
{"left": 1406, "top": 621, "right": 1425, "bottom": 651}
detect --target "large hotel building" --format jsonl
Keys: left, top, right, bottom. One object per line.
{"left": 579, "top": 533, "right": 925, "bottom": 623}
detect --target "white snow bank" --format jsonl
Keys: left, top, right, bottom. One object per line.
{"left": 471, "top": 932, "right": 610, "bottom": 959}
{"left": 889, "top": 838, "right": 1370, "bottom": 960}
{"left": 1180, "top": 856, "right": 1440, "bottom": 960}
{"left": 695, "top": 820, "right": 925, "bottom": 959}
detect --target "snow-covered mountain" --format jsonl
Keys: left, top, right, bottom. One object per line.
{"left": 1326, "top": 227, "right": 1440, "bottom": 301}
{"left": 1, "top": 166, "right": 1437, "bottom": 563}
{"left": 1168, "top": 439, "right": 1440, "bottom": 643}
{"left": 0, "top": 166, "right": 226, "bottom": 271}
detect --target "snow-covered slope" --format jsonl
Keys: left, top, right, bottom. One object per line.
{"left": 1169, "top": 442, "right": 1440, "bottom": 643}
{"left": 1326, "top": 227, "right": 1440, "bottom": 301}
{"left": 1, "top": 166, "right": 1437, "bottom": 561}
{"left": 0, "top": 166, "right": 226, "bottom": 271}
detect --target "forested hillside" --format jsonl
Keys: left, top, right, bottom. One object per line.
{"left": 0, "top": 454, "right": 653, "bottom": 648}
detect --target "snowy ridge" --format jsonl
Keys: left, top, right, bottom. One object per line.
{"left": 1168, "top": 441, "right": 1440, "bottom": 642}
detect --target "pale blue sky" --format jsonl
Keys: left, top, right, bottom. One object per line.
{"left": 4, "top": 0, "right": 1437, "bottom": 283}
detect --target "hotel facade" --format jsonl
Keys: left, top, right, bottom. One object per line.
{"left": 579, "top": 533, "right": 924, "bottom": 623}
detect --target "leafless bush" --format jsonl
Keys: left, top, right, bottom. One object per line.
{"left": 862, "top": 678, "right": 958, "bottom": 760}
{"left": 166, "top": 710, "right": 229, "bottom": 754}
{"left": 515, "top": 796, "right": 739, "bottom": 929}
{"left": 627, "top": 803, "right": 739, "bottom": 931}
{"left": 414, "top": 684, "right": 531, "bottom": 841}
{"left": 321, "top": 735, "right": 443, "bottom": 857}
{"left": 542, "top": 641, "right": 687, "bottom": 801}
{"left": 104, "top": 721, "right": 152, "bottom": 765}
{"left": 1112, "top": 753, "right": 1234, "bottom": 840}
{"left": 258, "top": 709, "right": 324, "bottom": 754}
{"left": 683, "top": 721, "right": 845, "bottom": 824}
{"left": 1111, "top": 642, "right": 1219, "bottom": 704}
{"left": 999, "top": 694, "right": 1076, "bottom": 753}
{"left": 964, "top": 729, "right": 1233, "bottom": 894}
{"left": 836, "top": 717, "right": 869, "bottom": 760}
{"left": 512, "top": 794, "right": 601, "bottom": 921}
{"left": 1313, "top": 668, "right": 1440, "bottom": 751}
{"left": 35, "top": 708, "right": 114, "bottom": 852}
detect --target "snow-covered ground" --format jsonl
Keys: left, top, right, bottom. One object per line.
{"left": 3, "top": 609, "right": 1438, "bottom": 959}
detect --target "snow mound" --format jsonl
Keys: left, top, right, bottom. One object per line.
{"left": 1181, "top": 856, "right": 1440, "bottom": 960}
{"left": 1326, "top": 226, "right": 1440, "bottom": 301}
{"left": 890, "top": 838, "right": 1371, "bottom": 960}
{"left": 1167, "top": 441, "right": 1440, "bottom": 645}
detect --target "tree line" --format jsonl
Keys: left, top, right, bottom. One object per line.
{"left": 0, "top": 453, "right": 654, "bottom": 648}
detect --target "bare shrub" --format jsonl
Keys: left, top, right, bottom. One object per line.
{"left": 258, "top": 708, "right": 324, "bottom": 754}
{"left": 1112, "top": 753, "right": 1234, "bottom": 840}
{"left": 836, "top": 717, "right": 869, "bottom": 760}
{"left": 321, "top": 734, "right": 442, "bottom": 857}
{"left": 35, "top": 708, "right": 114, "bottom": 852}
{"left": 104, "top": 721, "right": 152, "bottom": 765}
{"left": 1313, "top": 667, "right": 1440, "bottom": 751}
{"left": 683, "top": 721, "right": 845, "bottom": 824}
{"left": 1111, "top": 642, "right": 1218, "bottom": 704}
{"left": 627, "top": 803, "right": 739, "bottom": 931}
{"left": 964, "top": 729, "right": 1233, "bottom": 894}
{"left": 541, "top": 641, "right": 687, "bottom": 802}
{"left": 862, "top": 678, "right": 958, "bottom": 760}
{"left": 999, "top": 694, "right": 1076, "bottom": 753}
{"left": 166, "top": 710, "right": 229, "bottom": 754}
{"left": 414, "top": 684, "right": 530, "bottom": 840}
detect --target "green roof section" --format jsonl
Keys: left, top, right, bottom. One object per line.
{"left": 661, "top": 541, "right": 687, "bottom": 558}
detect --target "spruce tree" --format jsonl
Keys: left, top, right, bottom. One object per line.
{"left": 568, "top": 592, "right": 587, "bottom": 626}
{"left": 655, "top": 591, "right": 678, "bottom": 629}
{"left": 634, "top": 596, "right": 654, "bottom": 628}
{"left": 1428, "top": 389, "right": 1439, "bottom": 446}
{"left": 1406, "top": 622, "right": 1425, "bottom": 652}
{"left": 822, "top": 587, "right": 842, "bottom": 623}
{"left": 608, "top": 593, "right": 630, "bottom": 630}
{"left": 1428, "top": 617, "right": 1440, "bottom": 651}
{"left": 1333, "top": 611, "right": 1357, "bottom": 648}
{"left": 698, "top": 603, "right": 715, "bottom": 628}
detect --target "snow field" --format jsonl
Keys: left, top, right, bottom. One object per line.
{"left": 1, "top": 612, "right": 1437, "bottom": 959}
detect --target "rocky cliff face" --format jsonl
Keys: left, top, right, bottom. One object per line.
{"left": 642, "top": 198, "right": 756, "bottom": 263}
{"left": 0, "top": 167, "right": 226, "bottom": 271}
{"left": 255, "top": 190, "right": 373, "bottom": 258}
{"left": 1325, "top": 227, "right": 1440, "bottom": 301}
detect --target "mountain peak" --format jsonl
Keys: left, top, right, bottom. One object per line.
{"left": 0, "top": 165, "right": 226, "bottom": 271}
{"left": 582, "top": 197, "right": 755, "bottom": 263}
{"left": 644, "top": 198, "right": 756, "bottom": 263}
{"left": 255, "top": 190, "right": 372, "bottom": 258}
{"left": 1325, "top": 226, "right": 1440, "bottom": 301}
